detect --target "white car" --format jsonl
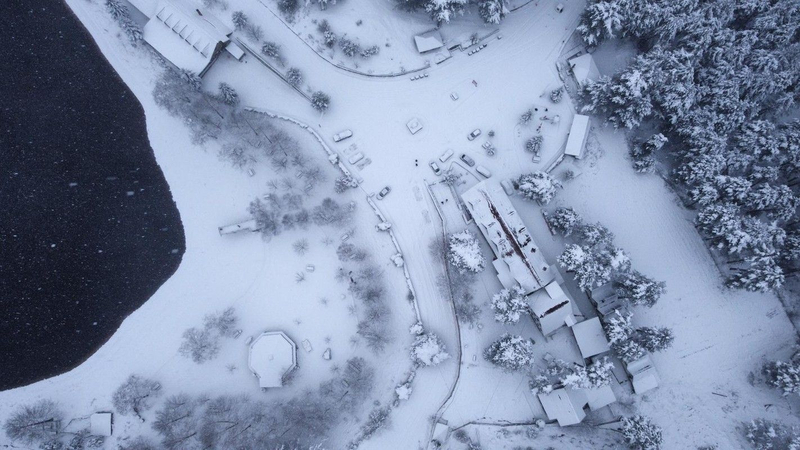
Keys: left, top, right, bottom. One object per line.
{"left": 333, "top": 130, "right": 353, "bottom": 142}
{"left": 377, "top": 186, "right": 391, "bottom": 200}
{"left": 429, "top": 161, "right": 442, "bottom": 175}
{"left": 476, "top": 165, "right": 492, "bottom": 178}
{"left": 450, "top": 92, "right": 459, "bottom": 101}
{"left": 348, "top": 152, "right": 365, "bottom": 164}
{"left": 467, "top": 129, "right": 482, "bottom": 141}
{"left": 439, "top": 149, "right": 454, "bottom": 162}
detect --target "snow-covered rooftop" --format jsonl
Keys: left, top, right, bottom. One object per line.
{"left": 564, "top": 114, "right": 590, "bottom": 159}
{"left": 568, "top": 53, "right": 600, "bottom": 85}
{"left": 89, "top": 412, "right": 112, "bottom": 437}
{"left": 529, "top": 281, "right": 577, "bottom": 336}
{"left": 461, "top": 181, "right": 554, "bottom": 294}
{"left": 538, "top": 388, "right": 586, "bottom": 426}
{"left": 570, "top": 317, "right": 610, "bottom": 359}
{"left": 248, "top": 331, "right": 297, "bottom": 388}
{"left": 414, "top": 30, "right": 444, "bottom": 53}
{"left": 627, "top": 353, "right": 660, "bottom": 394}
{"left": 584, "top": 384, "right": 616, "bottom": 411}
{"left": 143, "top": 0, "right": 233, "bottom": 76}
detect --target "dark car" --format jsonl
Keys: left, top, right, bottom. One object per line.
{"left": 460, "top": 153, "right": 476, "bottom": 167}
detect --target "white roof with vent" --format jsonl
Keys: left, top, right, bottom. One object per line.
{"left": 565, "top": 114, "right": 590, "bottom": 159}
{"left": 248, "top": 331, "right": 297, "bottom": 388}
{"left": 462, "top": 181, "right": 554, "bottom": 294}
{"left": 143, "top": 0, "right": 233, "bottom": 76}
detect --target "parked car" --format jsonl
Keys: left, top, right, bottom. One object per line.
{"left": 348, "top": 152, "right": 365, "bottom": 164}
{"left": 467, "top": 129, "right": 482, "bottom": 141}
{"left": 333, "top": 130, "right": 353, "bottom": 142}
{"left": 439, "top": 149, "right": 454, "bottom": 162}
{"left": 501, "top": 179, "right": 515, "bottom": 195}
{"left": 476, "top": 165, "right": 492, "bottom": 178}
{"left": 429, "top": 161, "right": 442, "bottom": 175}
{"left": 460, "top": 153, "right": 476, "bottom": 167}
{"left": 450, "top": 92, "right": 459, "bottom": 101}
{"left": 376, "top": 186, "right": 391, "bottom": 200}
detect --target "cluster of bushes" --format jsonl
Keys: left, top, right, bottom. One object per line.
{"left": 249, "top": 195, "right": 351, "bottom": 240}
{"left": 179, "top": 307, "right": 238, "bottom": 363}
{"left": 336, "top": 242, "right": 394, "bottom": 352}
{"left": 577, "top": 0, "right": 800, "bottom": 292}
{"left": 231, "top": 11, "right": 263, "bottom": 42}
{"left": 316, "top": 20, "right": 380, "bottom": 59}
{"left": 529, "top": 357, "right": 614, "bottom": 394}
{"left": 516, "top": 171, "right": 561, "bottom": 204}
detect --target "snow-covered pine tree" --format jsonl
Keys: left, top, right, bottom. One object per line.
{"left": 621, "top": 415, "right": 663, "bottom": 450}
{"left": 180, "top": 70, "right": 203, "bottom": 91}
{"left": 577, "top": 222, "right": 615, "bottom": 249}
{"left": 615, "top": 270, "right": 665, "bottom": 307}
{"left": 548, "top": 207, "right": 583, "bottom": 236}
{"left": 334, "top": 175, "right": 358, "bottom": 193}
{"left": 763, "top": 352, "right": 800, "bottom": 396}
{"left": 550, "top": 87, "right": 564, "bottom": 103}
{"left": 562, "top": 357, "right": 614, "bottom": 389}
{"left": 311, "top": 91, "right": 331, "bottom": 112}
{"left": 261, "top": 42, "right": 282, "bottom": 62}
{"left": 516, "top": 171, "right": 561, "bottom": 204}
{"left": 484, "top": 334, "right": 535, "bottom": 371}
{"left": 519, "top": 109, "right": 533, "bottom": 125}
{"left": 217, "top": 83, "right": 239, "bottom": 106}
{"left": 411, "top": 333, "right": 450, "bottom": 367}
{"left": 490, "top": 286, "right": 529, "bottom": 324}
{"left": 478, "top": 0, "right": 506, "bottom": 25}
{"left": 577, "top": 0, "right": 622, "bottom": 47}
{"left": 448, "top": 230, "right": 486, "bottom": 274}
{"left": 634, "top": 327, "right": 674, "bottom": 353}
{"left": 726, "top": 253, "right": 785, "bottom": 292}
{"left": 231, "top": 11, "right": 248, "bottom": 30}
{"left": 425, "top": 0, "right": 467, "bottom": 24}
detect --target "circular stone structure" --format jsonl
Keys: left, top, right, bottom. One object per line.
{"left": 248, "top": 331, "right": 297, "bottom": 388}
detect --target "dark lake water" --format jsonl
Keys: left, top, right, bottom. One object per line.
{"left": 0, "top": 1, "right": 185, "bottom": 390}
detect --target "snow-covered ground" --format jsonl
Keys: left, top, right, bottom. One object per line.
{"left": 3, "top": 0, "right": 799, "bottom": 448}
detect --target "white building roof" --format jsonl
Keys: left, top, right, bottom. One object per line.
{"left": 461, "top": 181, "right": 554, "bottom": 294}
{"left": 529, "top": 281, "right": 577, "bottom": 336}
{"left": 248, "top": 331, "right": 297, "bottom": 388}
{"left": 585, "top": 384, "right": 616, "bottom": 411}
{"left": 571, "top": 317, "right": 611, "bottom": 359}
{"left": 218, "top": 219, "right": 260, "bottom": 235}
{"left": 538, "top": 388, "right": 586, "bottom": 426}
{"left": 569, "top": 53, "right": 600, "bottom": 85}
{"left": 90, "top": 413, "right": 112, "bottom": 437}
{"left": 564, "top": 114, "right": 590, "bottom": 159}
{"left": 414, "top": 30, "right": 444, "bottom": 53}
{"left": 626, "top": 353, "right": 660, "bottom": 394}
{"left": 144, "top": 0, "right": 233, "bottom": 76}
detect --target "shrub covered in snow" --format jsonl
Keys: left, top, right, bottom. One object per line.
{"left": 112, "top": 375, "right": 162, "bottom": 416}
{"left": 105, "top": 0, "right": 142, "bottom": 43}
{"left": 448, "top": 230, "right": 486, "bottom": 274}
{"left": 484, "top": 334, "right": 535, "bottom": 371}
{"left": 261, "top": 42, "right": 282, "bottom": 62}
{"left": 525, "top": 135, "right": 544, "bottom": 154}
{"left": 276, "top": 0, "right": 298, "bottom": 14}
{"left": 204, "top": 307, "right": 238, "bottom": 337}
{"left": 516, "top": 172, "right": 561, "bottom": 204}
{"left": 334, "top": 174, "right": 359, "bottom": 193}
{"left": 550, "top": 87, "right": 564, "bottom": 103}
{"left": 763, "top": 352, "right": 800, "bottom": 396}
{"left": 179, "top": 327, "right": 220, "bottom": 363}
{"left": 311, "top": 91, "right": 331, "bottom": 112}
{"left": 395, "top": 382, "right": 413, "bottom": 400}
{"left": 519, "top": 109, "right": 533, "bottom": 125}
{"left": 286, "top": 67, "right": 303, "bottom": 87}
{"left": 490, "top": 286, "right": 529, "bottom": 324}
{"left": 3, "top": 400, "right": 62, "bottom": 445}
{"left": 411, "top": 333, "right": 450, "bottom": 367}
{"left": 339, "top": 38, "right": 361, "bottom": 57}
{"left": 621, "top": 415, "right": 662, "bottom": 450}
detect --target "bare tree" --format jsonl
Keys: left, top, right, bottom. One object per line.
{"left": 3, "top": 400, "right": 62, "bottom": 445}
{"left": 112, "top": 375, "right": 162, "bottom": 418}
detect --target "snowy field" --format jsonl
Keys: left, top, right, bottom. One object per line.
{"left": 3, "top": 0, "right": 799, "bottom": 448}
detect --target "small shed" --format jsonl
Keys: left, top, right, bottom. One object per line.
{"left": 414, "top": 30, "right": 445, "bottom": 54}
{"left": 538, "top": 388, "right": 586, "bottom": 426}
{"left": 248, "top": 331, "right": 297, "bottom": 388}
{"left": 564, "top": 114, "right": 590, "bottom": 159}
{"left": 568, "top": 53, "right": 600, "bottom": 85}
{"left": 90, "top": 412, "right": 112, "bottom": 437}
{"left": 571, "top": 317, "right": 611, "bottom": 359}
{"left": 529, "top": 281, "right": 577, "bottom": 336}
{"left": 218, "top": 219, "right": 261, "bottom": 235}
{"left": 626, "top": 354, "right": 660, "bottom": 394}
